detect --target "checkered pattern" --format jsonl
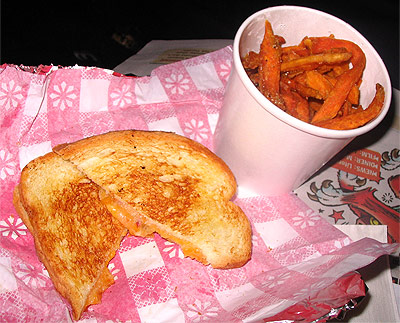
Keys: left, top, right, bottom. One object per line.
{"left": 0, "top": 49, "right": 398, "bottom": 322}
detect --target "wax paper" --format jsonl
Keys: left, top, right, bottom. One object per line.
{"left": 0, "top": 47, "right": 398, "bottom": 322}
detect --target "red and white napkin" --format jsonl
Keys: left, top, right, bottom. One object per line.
{"left": 0, "top": 47, "right": 398, "bottom": 322}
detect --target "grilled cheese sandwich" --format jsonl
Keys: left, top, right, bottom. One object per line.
{"left": 14, "top": 130, "right": 252, "bottom": 320}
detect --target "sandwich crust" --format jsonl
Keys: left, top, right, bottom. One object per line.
{"left": 14, "top": 152, "right": 127, "bottom": 320}
{"left": 55, "top": 130, "right": 252, "bottom": 268}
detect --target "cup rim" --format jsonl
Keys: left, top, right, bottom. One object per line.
{"left": 233, "top": 5, "right": 392, "bottom": 139}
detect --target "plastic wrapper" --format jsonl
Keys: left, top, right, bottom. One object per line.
{"left": 264, "top": 271, "right": 367, "bottom": 322}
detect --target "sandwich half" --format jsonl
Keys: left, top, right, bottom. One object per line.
{"left": 14, "top": 152, "right": 127, "bottom": 320}
{"left": 54, "top": 130, "right": 252, "bottom": 269}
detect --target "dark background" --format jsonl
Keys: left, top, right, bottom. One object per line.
{"left": 1, "top": 1, "right": 399, "bottom": 88}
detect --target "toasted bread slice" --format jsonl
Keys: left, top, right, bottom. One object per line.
{"left": 54, "top": 130, "right": 252, "bottom": 268}
{"left": 14, "top": 152, "right": 127, "bottom": 320}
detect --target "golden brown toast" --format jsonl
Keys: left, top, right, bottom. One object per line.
{"left": 54, "top": 130, "right": 252, "bottom": 269}
{"left": 13, "top": 152, "right": 127, "bottom": 320}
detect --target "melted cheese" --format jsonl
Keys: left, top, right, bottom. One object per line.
{"left": 98, "top": 190, "right": 153, "bottom": 237}
{"left": 98, "top": 190, "right": 208, "bottom": 265}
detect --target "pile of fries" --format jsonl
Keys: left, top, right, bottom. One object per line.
{"left": 241, "top": 20, "right": 385, "bottom": 130}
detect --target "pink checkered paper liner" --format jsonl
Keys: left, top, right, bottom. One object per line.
{"left": 0, "top": 47, "right": 398, "bottom": 322}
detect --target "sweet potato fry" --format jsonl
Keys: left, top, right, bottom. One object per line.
{"left": 328, "top": 61, "right": 350, "bottom": 77}
{"left": 281, "top": 44, "right": 310, "bottom": 61}
{"left": 349, "top": 105, "right": 364, "bottom": 115}
{"left": 314, "top": 84, "right": 384, "bottom": 130}
{"left": 309, "top": 37, "right": 366, "bottom": 124}
{"left": 324, "top": 75, "right": 359, "bottom": 105}
{"left": 304, "top": 70, "right": 333, "bottom": 99}
{"left": 280, "top": 51, "right": 352, "bottom": 73}
{"left": 292, "top": 91, "right": 310, "bottom": 122}
{"left": 275, "top": 35, "right": 286, "bottom": 46}
{"left": 258, "top": 20, "right": 285, "bottom": 109}
{"left": 247, "top": 70, "right": 260, "bottom": 88}
{"left": 347, "top": 81, "right": 361, "bottom": 105}
{"left": 337, "top": 100, "right": 352, "bottom": 117}
{"left": 242, "top": 51, "right": 260, "bottom": 70}
{"left": 309, "top": 99, "right": 323, "bottom": 112}
{"left": 286, "top": 73, "right": 323, "bottom": 99}
{"left": 280, "top": 82, "right": 310, "bottom": 122}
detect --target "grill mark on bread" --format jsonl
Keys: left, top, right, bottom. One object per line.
{"left": 15, "top": 152, "right": 127, "bottom": 320}
{"left": 42, "top": 182, "right": 123, "bottom": 275}
{"left": 120, "top": 172, "right": 200, "bottom": 233}
{"left": 30, "top": 180, "right": 125, "bottom": 285}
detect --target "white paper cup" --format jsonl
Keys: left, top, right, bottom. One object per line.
{"left": 214, "top": 5, "right": 392, "bottom": 196}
